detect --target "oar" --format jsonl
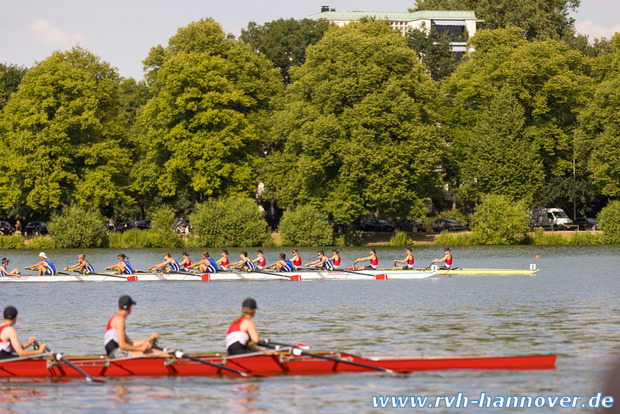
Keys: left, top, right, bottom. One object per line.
{"left": 258, "top": 268, "right": 295, "bottom": 279}
{"left": 332, "top": 267, "right": 380, "bottom": 279}
{"left": 35, "top": 342, "right": 105, "bottom": 383}
{"left": 150, "top": 342, "right": 249, "bottom": 377}
{"left": 259, "top": 340, "right": 393, "bottom": 374}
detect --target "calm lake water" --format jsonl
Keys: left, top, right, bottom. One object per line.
{"left": 0, "top": 245, "right": 618, "bottom": 413}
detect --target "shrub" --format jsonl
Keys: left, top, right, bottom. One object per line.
{"left": 0, "top": 235, "right": 24, "bottom": 249}
{"left": 598, "top": 200, "right": 620, "bottom": 244}
{"left": 190, "top": 197, "right": 268, "bottom": 247}
{"left": 435, "top": 231, "right": 475, "bottom": 245}
{"left": 148, "top": 206, "right": 181, "bottom": 248}
{"left": 470, "top": 194, "right": 530, "bottom": 245}
{"left": 48, "top": 205, "right": 109, "bottom": 248}
{"left": 278, "top": 206, "right": 333, "bottom": 247}
{"left": 390, "top": 231, "right": 414, "bottom": 246}
{"left": 335, "top": 230, "right": 363, "bottom": 247}
{"left": 435, "top": 209, "right": 469, "bottom": 228}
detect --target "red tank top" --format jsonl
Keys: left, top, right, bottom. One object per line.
{"left": 0, "top": 325, "right": 9, "bottom": 342}
{"left": 227, "top": 315, "right": 248, "bottom": 334}
{"left": 258, "top": 257, "right": 266, "bottom": 267}
{"left": 106, "top": 314, "right": 121, "bottom": 332}
{"left": 333, "top": 255, "right": 341, "bottom": 266}
{"left": 221, "top": 257, "right": 229, "bottom": 267}
{"left": 370, "top": 255, "right": 378, "bottom": 266}
{"left": 446, "top": 253, "right": 452, "bottom": 266}
{"left": 293, "top": 255, "right": 302, "bottom": 267}
{"left": 184, "top": 260, "right": 191, "bottom": 269}
{"left": 407, "top": 255, "right": 414, "bottom": 265}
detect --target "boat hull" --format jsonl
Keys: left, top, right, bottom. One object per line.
{"left": 0, "top": 352, "right": 556, "bottom": 379}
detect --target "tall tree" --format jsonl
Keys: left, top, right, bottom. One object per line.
{"left": 459, "top": 86, "right": 544, "bottom": 203}
{"left": 239, "top": 18, "right": 331, "bottom": 84}
{"left": 405, "top": 25, "right": 457, "bottom": 80}
{"left": 413, "top": 0, "right": 580, "bottom": 40}
{"left": 134, "top": 18, "right": 283, "bottom": 206}
{"left": 0, "top": 63, "right": 28, "bottom": 110}
{"left": 261, "top": 20, "right": 444, "bottom": 224}
{"left": 0, "top": 47, "right": 130, "bottom": 216}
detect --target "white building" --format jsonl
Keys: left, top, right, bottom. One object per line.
{"left": 307, "top": 6, "right": 479, "bottom": 58}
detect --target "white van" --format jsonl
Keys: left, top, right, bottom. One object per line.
{"left": 530, "top": 208, "right": 577, "bottom": 230}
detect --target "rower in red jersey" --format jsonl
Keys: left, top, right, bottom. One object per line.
{"left": 215, "top": 250, "right": 230, "bottom": 270}
{"left": 291, "top": 249, "right": 302, "bottom": 270}
{"left": 104, "top": 295, "right": 159, "bottom": 358}
{"left": 179, "top": 252, "right": 191, "bottom": 270}
{"left": 0, "top": 306, "right": 46, "bottom": 359}
{"left": 329, "top": 249, "right": 341, "bottom": 269}
{"left": 225, "top": 298, "right": 262, "bottom": 355}
{"left": 393, "top": 247, "right": 414, "bottom": 270}
{"left": 253, "top": 250, "right": 266, "bottom": 270}
{"left": 431, "top": 247, "right": 453, "bottom": 269}
{"left": 353, "top": 248, "right": 379, "bottom": 270}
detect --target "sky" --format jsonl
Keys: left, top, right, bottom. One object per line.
{"left": 1, "top": 0, "right": 619, "bottom": 80}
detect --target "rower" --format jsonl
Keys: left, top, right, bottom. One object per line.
{"left": 0, "top": 306, "right": 47, "bottom": 359}
{"left": 291, "top": 249, "right": 302, "bottom": 270}
{"left": 253, "top": 250, "right": 266, "bottom": 270}
{"left": 24, "top": 252, "right": 56, "bottom": 275}
{"left": 104, "top": 295, "right": 159, "bottom": 358}
{"left": 148, "top": 252, "right": 181, "bottom": 272}
{"left": 65, "top": 254, "right": 95, "bottom": 274}
{"left": 215, "top": 250, "right": 230, "bottom": 270}
{"left": 105, "top": 254, "right": 134, "bottom": 275}
{"left": 305, "top": 251, "right": 335, "bottom": 270}
{"left": 229, "top": 252, "right": 257, "bottom": 272}
{"left": 266, "top": 253, "right": 294, "bottom": 272}
{"left": 393, "top": 247, "right": 414, "bottom": 270}
{"left": 329, "top": 249, "right": 341, "bottom": 269}
{"left": 189, "top": 251, "right": 218, "bottom": 273}
{"left": 0, "top": 258, "right": 20, "bottom": 276}
{"left": 431, "top": 247, "right": 453, "bottom": 269}
{"left": 226, "top": 298, "right": 262, "bottom": 355}
{"left": 179, "top": 252, "right": 192, "bottom": 270}
{"left": 353, "top": 248, "right": 378, "bottom": 270}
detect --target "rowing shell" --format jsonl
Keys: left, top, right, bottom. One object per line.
{"left": 0, "top": 269, "right": 437, "bottom": 282}
{"left": 0, "top": 352, "right": 556, "bottom": 378}
{"left": 415, "top": 268, "right": 539, "bottom": 276}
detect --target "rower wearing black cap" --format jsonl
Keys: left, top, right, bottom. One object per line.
{"left": 393, "top": 247, "right": 414, "bottom": 270}
{"left": 105, "top": 254, "right": 134, "bottom": 275}
{"left": 226, "top": 298, "right": 262, "bottom": 355}
{"left": 104, "top": 295, "right": 158, "bottom": 358}
{"left": 353, "top": 248, "right": 379, "bottom": 270}
{"left": 0, "top": 258, "right": 20, "bottom": 276}
{"left": 0, "top": 306, "right": 47, "bottom": 359}
{"left": 431, "top": 247, "right": 453, "bottom": 269}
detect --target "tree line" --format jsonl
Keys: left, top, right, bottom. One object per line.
{"left": 1, "top": 0, "right": 619, "bottom": 233}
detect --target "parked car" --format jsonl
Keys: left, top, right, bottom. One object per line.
{"left": 397, "top": 219, "right": 426, "bottom": 232}
{"left": 573, "top": 217, "right": 598, "bottom": 231}
{"left": 116, "top": 222, "right": 133, "bottom": 232}
{"left": 432, "top": 218, "right": 465, "bottom": 233}
{"left": 530, "top": 208, "right": 577, "bottom": 230}
{"left": 136, "top": 220, "right": 151, "bottom": 230}
{"left": 0, "top": 221, "right": 15, "bottom": 235}
{"left": 361, "top": 219, "right": 394, "bottom": 232}
{"left": 24, "top": 221, "right": 48, "bottom": 236}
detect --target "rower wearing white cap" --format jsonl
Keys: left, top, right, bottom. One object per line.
{"left": 0, "top": 258, "right": 20, "bottom": 276}
{"left": 104, "top": 295, "right": 159, "bottom": 358}
{"left": 24, "top": 252, "right": 56, "bottom": 275}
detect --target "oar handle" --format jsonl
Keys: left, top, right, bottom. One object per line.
{"left": 34, "top": 342, "right": 105, "bottom": 383}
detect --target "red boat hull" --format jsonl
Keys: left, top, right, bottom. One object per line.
{"left": 0, "top": 352, "right": 556, "bottom": 379}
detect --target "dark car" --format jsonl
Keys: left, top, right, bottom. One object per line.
{"left": 136, "top": 220, "right": 151, "bottom": 230}
{"left": 0, "top": 221, "right": 15, "bottom": 235}
{"left": 116, "top": 222, "right": 133, "bottom": 232}
{"left": 573, "top": 217, "right": 598, "bottom": 231}
{"left": 24, "top": 221, "right": 48, "bottom": 236}
{"left": 397, "top": 219, "right": 426, "bottom": 232}
{"left": 361, "top": 219, "right": 395, "bottom": 232}
{"left": 432, "top": 218, "right": 465, "bottom": 233}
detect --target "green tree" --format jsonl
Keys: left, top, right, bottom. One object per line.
{"left": 470, "top": 194, "right": 530, "bottom": 245}
{"left": 148, "top": 205, "right": 181, "bottom": 248}
{"left": 0, "top": 63, "right": 28, "bottom": 110}
{"left": 189, "top": 197, "right": 268, "bottom": 247}
{"left": 405, "top": 25, "right": 457, "bottom": 80}
{"left": 240, "top": 18, "right": 331, "bottom": 84}
{"left": 0, "top": 47, "right": 131, "bottom": 216}
{"left": 134, "top": 18, "right": 283, "bottom": 207}
{"left": 261, "top": 21, "right": 444, "bottom": 224}
{"left": 413, "top": 0, "right": 580, "bottom": 40}
{"left": 48, "top": 205, "right": 109, "bottom": 248}
{"left": 598, "top": 200, "right": 620, "bottom": 244}
{"left": 278, "top": 205, "right": 333, "bottom": 246}
{"left": 459, "top": 87, "right": 544, "bottom": 203}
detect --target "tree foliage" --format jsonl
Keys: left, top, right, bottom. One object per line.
{"left": 0, "top": 47, "right": 130, "bottom": 215}
{"left": 413, "top": 0, "right": 580, "bottom": 40}
{"left": 262, "top": 20, "right": 444, "bottom": 224}
{"left": 48, "top": 205, "right": 109, "bottom": 248}
{"left": 459, "top": 86, "right": 544, "bottom": 203}
{"left": 189, "top": 197, "right": 268, "bottom": 247}
{"left": 405, "top": 25, "right": 457, "bottom": 80}
{"left": 0, "top": 63, "right": 28, "bottom": 110}
{"left": 134, "top": 18, "right": 283, "bottom": 207}
{"left": 278, "top": 205, "right": 333, "bottom": 246}
{"left": 240, "top": 18, "right": 331, "bottom": 84}
{"left": 470, "top": 194, "right": 530, "bottom": 245}
{"left": 598, "top": 200, "right": 620, "bottom": 244}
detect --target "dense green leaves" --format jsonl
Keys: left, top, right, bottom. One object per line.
{"left": 48, "top": 205, "right": 108, "bottom": 248}
{"left": 471, "top": 194, "right": 530, "bottom": 245}
{"left": 598, "top": 201, "right": 620, "bottom": 244}
{"left": 278, "top": 205, "right": 333, "bottom": 246}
